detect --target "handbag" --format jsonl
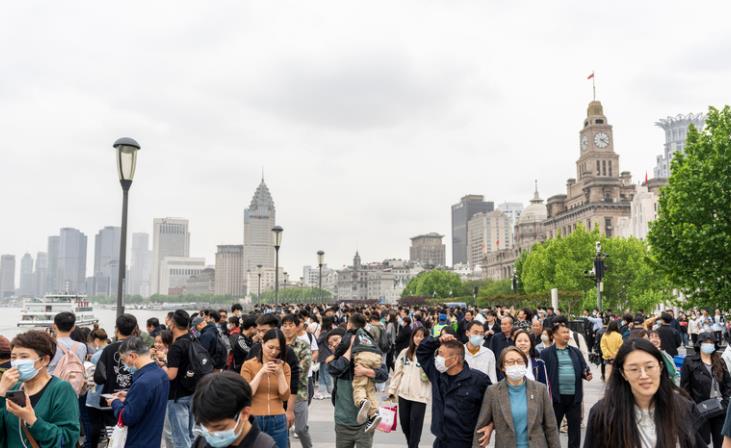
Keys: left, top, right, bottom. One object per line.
{"left": 21, "top": 422, "right": 39, "bottom": 448}
{"left": 696, "top": 397, "right": 726, "bottom": 421}
{"left": 107, "top": 410, "right": 128, "bottom": 448}
{"left": 376, "top": 403, "right": 398, "bottom": 433}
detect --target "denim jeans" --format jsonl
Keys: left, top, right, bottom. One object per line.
{"left": 167, "top": 395, "right": 194, "bottom": 448}
{"left": 319, "top": 366, "right": 334, "bottom": 395}
{"left": 255, "top": 414, "right": 288, "bottom": 448}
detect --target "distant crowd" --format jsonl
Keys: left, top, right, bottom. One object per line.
{"left": 0, "top": 302, "right": 729, "bottom": 447}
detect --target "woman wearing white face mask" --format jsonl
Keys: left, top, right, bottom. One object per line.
{"left": 192, "top": 371, "right": 276, "bottom": 447}
{"left": 0, "top": 330, "right": 80, "bottom": 447}
{"left": 681, "top": 332, "right": 731, "bottom": 447}
{"left": 473, "top": 346, "right": 560, "bottom": 448}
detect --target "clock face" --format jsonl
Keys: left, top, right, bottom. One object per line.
{"left": 594, "top": 132, "right": 609, "bottom": 149}
{"left": 581, "top": 135, "right": 588, "bottom": 151}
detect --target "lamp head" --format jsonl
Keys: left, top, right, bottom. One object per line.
{"left": 272, "top": 226, "right": 284, "bottom": 247}
{"left": 317, "top": 250, "right": 325, "bottom": 266}
{"left": 113, "top": 137, "right": 141, "bottom": 182}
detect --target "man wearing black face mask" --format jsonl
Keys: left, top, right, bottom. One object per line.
{"left": 191, "top": 371, "right": 276, "bottom": 448}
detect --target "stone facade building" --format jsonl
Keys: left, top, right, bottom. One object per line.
{"left": 215, "top": 245, "right": 244, "bottom": 296}
{"left": 543, "top": 100, "right": 636, "bottom": 239}
{"left": 243, "top": 179, "right": 276, "bottom": 294}
{"left": 410, "top": 233, "right": 446, "bottom": 268}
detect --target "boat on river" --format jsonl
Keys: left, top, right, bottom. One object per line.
{"left": 17, "top": 294, "right": 99, "bottom": 328}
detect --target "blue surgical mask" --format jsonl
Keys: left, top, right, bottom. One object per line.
{"left": 11, "top": 358, "right": 39, "bottom": 382}
{"left": 701, "top": 343, "right": 716, "bottom": 354}
{"left": 200, "top": 414, "right": 241, "bottom": 447}
{"left": 469, "top": 335, "right": 483, "bottom": 347}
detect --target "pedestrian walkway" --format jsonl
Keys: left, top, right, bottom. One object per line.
{"left": 305, "top": 363, "right": 605, "bottom": 447}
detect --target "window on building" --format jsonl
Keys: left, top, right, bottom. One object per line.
{"left": 596, "top": 160, "right": 601, "bottom": 175}
{"left": 595, "top": 119, "right": 604, "bottom": 124}
{"left": 602, "top": 160, "right": 607, "bottom": 176}
{"left": 608, "top": 160, "right": 613, "bottom": 176}
{"left": 605, "top": 217, "right": 613, "bottom": 237}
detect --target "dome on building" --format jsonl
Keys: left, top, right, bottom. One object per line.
{"left": 517, "top": 182, "right": 547, "bottom": 225}
{"left": 587, "top": 100, "right": 604, "bottom": 117}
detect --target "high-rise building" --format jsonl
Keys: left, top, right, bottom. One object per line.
{"left": 46, "top": 236, "right": 59, "bottom": 293}
{"left": 243, "top": 179, "right": 276, "bottom": 293}
{"left": 0, "top": 255, "right": 16, "bottom": 298}
{"left": 57, "top": 228, "right": 87, "bottom": 293}
{"left": 543, "top": 100, "right": 636, "bottom": 239}
{"left": 467, "top": 211, "right": 513, "bottom": 270}
{"left": 214, "top": 245, "right": 244, "bottom": 297}
{"left": 451, "top": 195, "right": 494, "bottom": 266}
{"left": 497, "top": 202, "right": 524, "bottom": 233}
{"left": 19, "top": 253, "right": 34, "bottom": 297}
{"left": 130, "top": 233, "right": 152, "bottom": 297}
{"left": 34, "top": 252, "right": 48, "bottom": 297}
{"left": 93, "top": 226, "right": 121, "bottom": 296}
{"left": 151, "top": 218, "right": 190, "bottom": 295}
{"left": 158, "top": 256, "right": 205, "bottom": 296}
{"left": 409, "top": 233, "right": 446, "bottom": 267}
{"left": 654, "top": 113, "right": 706, "bottom": 179}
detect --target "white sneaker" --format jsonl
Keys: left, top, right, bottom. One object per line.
{"left": 356, "top": 400, "right": 370, "bottom": 424}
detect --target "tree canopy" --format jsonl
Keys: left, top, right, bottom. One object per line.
{"left": 648, "top": 106, "right": 731, "bottom": 308}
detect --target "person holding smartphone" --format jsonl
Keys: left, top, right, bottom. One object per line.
{"left": 0, "top": 330, "right": 79, "bottom": 447}
{"left": 241, "top": 329, "right": 291, "bottom": 448}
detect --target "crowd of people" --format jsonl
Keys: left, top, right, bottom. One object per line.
{"left": 0, "top": 302, "right": 730, "bottom": 447}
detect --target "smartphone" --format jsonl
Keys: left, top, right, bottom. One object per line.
{"left": 101, "top": 393, "right": 116, "bottom": 400}
{"left": 6, "top": 390, "right": 26, "bottom": 407}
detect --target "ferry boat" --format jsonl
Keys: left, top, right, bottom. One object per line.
{"left": 17, "top": 294, "right": 99, "bottom": 328}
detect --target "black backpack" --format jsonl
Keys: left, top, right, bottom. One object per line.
{"left": 376, "top": 326, "right": 391, "bottom": 352}
{"left": 180, "top": 338, "right": 214, "bottom": 393}
{"left": 211, "top": 335, "right": 228, "bottom": 370}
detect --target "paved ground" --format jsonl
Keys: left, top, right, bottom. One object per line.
{"left": 303, "top": 363, "right": 606, "bottom": 447}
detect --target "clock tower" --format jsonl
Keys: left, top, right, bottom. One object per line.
{"left": 576, "top": 100, "right": 619, "bottom": 181}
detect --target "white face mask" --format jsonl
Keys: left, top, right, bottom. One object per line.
{"left": 541, "top": 335, "right": 550, "bottom": 344}
{"left": 434, "top": 355, "right": 451, "bottom": 373}
{"left": 505, "top": 365, "right": 527, "bottom": 381}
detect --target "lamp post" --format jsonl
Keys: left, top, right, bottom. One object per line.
{"left": 113, "top": 137, "right": 140, "bottom": 318}
{"left": 257, "top": 264, "right": 263, "bottom": 303}
{"left": 317, "top": 250, "right": 325, "bottom": 302}
{"left": 272, "top": 226, "right": 283, "bottom": 303}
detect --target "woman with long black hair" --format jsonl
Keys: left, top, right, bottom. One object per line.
{"left": 681, "top": 332, "right": 731, "bottom": 447}
{"left": 387, "top": 327, "right": 430, "bottom": 448}
{"left": 583, "top": 338, "right": 704, "bottom": 448}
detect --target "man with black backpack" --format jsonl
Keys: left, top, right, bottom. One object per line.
{"left": 165, "top": 310, "right": 213, "bottom": 448}
{"left": 194, "top": 314, "right": 228, "bottom": 370}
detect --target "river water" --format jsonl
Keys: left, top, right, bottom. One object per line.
{"left": 0, "top": 307, "right": 184, "bottom": 339}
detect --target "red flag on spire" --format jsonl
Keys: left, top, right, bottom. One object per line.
{"left": 587, "top": 72, "right": 595, "bottom": 80}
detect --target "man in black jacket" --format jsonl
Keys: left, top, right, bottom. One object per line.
{"left": 540, "top": 317, "right": 592, "bottom": 448}
{"left": 245, "top": 313, "right": 300, "bottom": 429}
{"left": 91, "top": 313, "right": 138, "bottom": 448}
{"left": 657, "top": 312, "right": 682, "bottom": 356}
{"left": 417, "top": 333, "right": 491, "bottom": 448}
{"left": 490, "top": 316, "right": 514, "bottom": 360}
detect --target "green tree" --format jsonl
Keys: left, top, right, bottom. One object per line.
{"left": 648, "top": 106, "right": 731, "bottom": 308}
{"left": 402, "top": 270, "right": 463, "bottom": 298}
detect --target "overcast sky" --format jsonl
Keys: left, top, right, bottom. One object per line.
{"left": 2, "top": 1, "right": 730, "bottom": 283}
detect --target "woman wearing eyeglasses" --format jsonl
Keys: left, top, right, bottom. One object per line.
{"left": 584, "top": 338, "right": 704, "bottom": 448}
{"left": 681, "top": 332, "right": 731, "bottom": 448}
{"left": 472, "top": 346, "right": 559, "bottom": 448}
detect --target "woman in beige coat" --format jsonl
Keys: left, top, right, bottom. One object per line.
{"left": 472, "top": 346, "right": 560, "bottom": 448}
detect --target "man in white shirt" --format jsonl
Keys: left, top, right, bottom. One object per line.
{"left": 463, "top": 321, "right": 497, "bottom": 384}
{"left": 297, "top": 312, "right": 319, "bottom": 403}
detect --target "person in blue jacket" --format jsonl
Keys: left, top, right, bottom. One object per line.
{"left": 107, "top": 336, "right": 170, "bottom": 448}
{"left": 416, "top": 332, "right": 491, "bottom": 448}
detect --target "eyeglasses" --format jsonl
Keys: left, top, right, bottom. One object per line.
{"left": 503, "top": 359, "right": 526, "bottom": 367}
{"left": 623, "top": 363, "right": 661, "bottom": 378}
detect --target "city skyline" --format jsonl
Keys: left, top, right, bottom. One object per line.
{"left": 2, "top": 2, "right": 730, "bottom": 279}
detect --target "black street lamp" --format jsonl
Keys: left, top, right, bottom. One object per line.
{"left": 317, "top": 250, "right": 325, "bottom": 301}
{"left": 257, "top": 264, "right": 263, "bottom": 303}
{"left": 113, "top": 137, "right": 140, "bottom": 318}
{"left": 272, "top": 226, "right": 283, "bottom": 302}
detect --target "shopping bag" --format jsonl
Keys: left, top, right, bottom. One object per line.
{"left": 107, "top": 410, "right": 127, "bottom": 448}
{"left": 377, "top": 403, "right": 398, "bottom": 433}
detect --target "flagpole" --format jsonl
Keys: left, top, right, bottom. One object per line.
{"left": 592, "top": 71, "right": 596, "bottom": 101}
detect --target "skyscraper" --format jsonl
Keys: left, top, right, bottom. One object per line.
{"left": 46, "top": 236, "right": 59, "bottom": 293}
{"left": 654, "top": 113, "right": 706, "bottom": 179}
{"left": 57, "top": 228, "right": 87, "bottom": 293}
{"left": 215, "top": 245, "right": 244, "bottom": 296}
{"left": 130, "top": 233, "right": 152, "bottom": 297}
{"left": 93, "top": 226, "right": 121, "bottom": 296}
{"left": 34, "top": 252, "right": 48, "bottom": 297}
{"left": 151, "top": 218, "right": 190, "bottom": 295}
{"left": 0, "top": 255, "right": 16, "bottom": 298}
{"left": 19, "top": 253, "right": 34, "bottom": 297}
{"left": 243, "top": 179, "right": 276, "bottom": 294}
{"left": 451, "top": 195, "right": 494, "bottom": 266}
